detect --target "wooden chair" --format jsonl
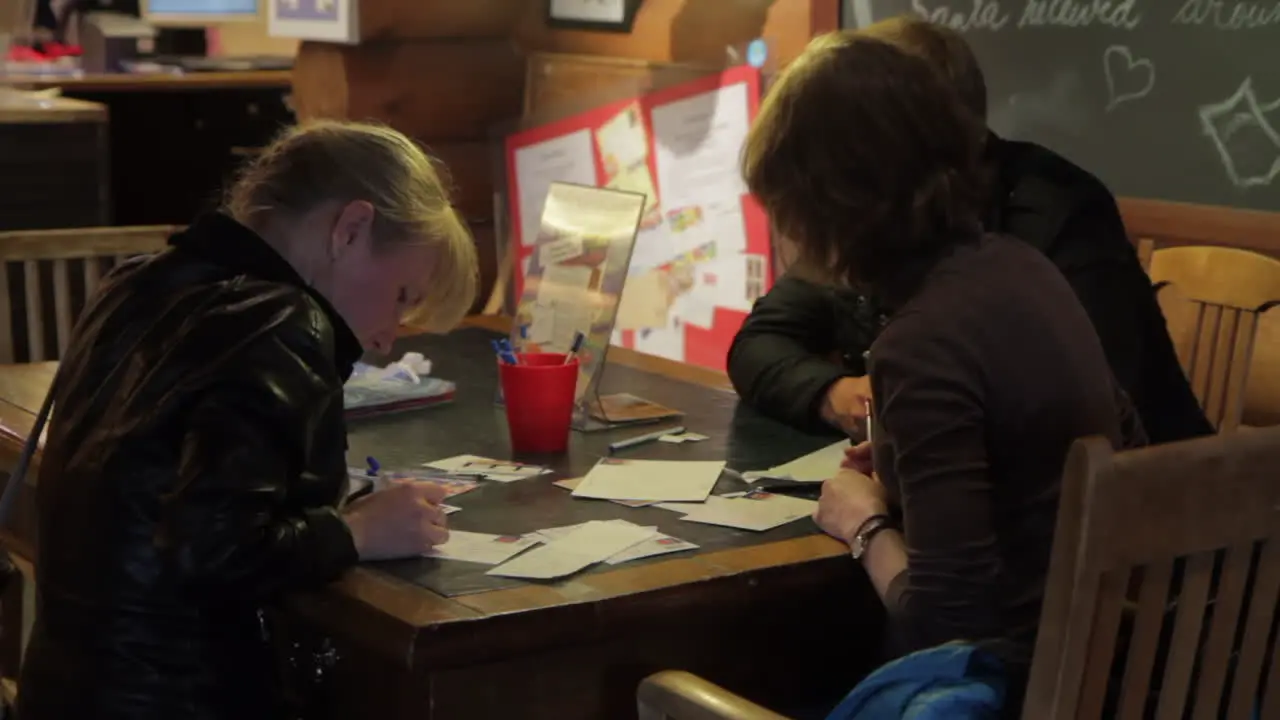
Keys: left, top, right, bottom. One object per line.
{"left": 0, "top": 226, "right": 177, "bottom": 363}
{"left": 1025, "top": 426, "right": 1280, "bottom": 719}
{"left": 1149, "top": 246, "right": 1280, "bottom": 431}
{"left": 637, "top": 427, "right": 1280, "bottom": 720}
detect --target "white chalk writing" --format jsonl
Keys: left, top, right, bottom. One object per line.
{"left": 907, "top": 0, "right": 1145, "bottom": 30}
{"left": 909, "top": 0, "right": 1011, "bottom": 31}
{"left": 1198, "top": 78, "right": 1280, "bottom": 188}
{"left": 1018, "top": 0, "right": 1144, "bottom": 29}
{"left": 1172, "top": 0, "right": 1280, "bottom": 28}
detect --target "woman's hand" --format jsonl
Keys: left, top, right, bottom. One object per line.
{"left": 343, "top": 480, "right": 450, "bottom": 561}
{"left": 813, "top": 469, "right": 889, "bottom": 546}
{"left": 841, "top": 440, "right": 874, "bottom": 476}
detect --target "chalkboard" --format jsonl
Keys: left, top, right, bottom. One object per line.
{"left": 840, "top": 1, "right": 1280, "bottom": 212}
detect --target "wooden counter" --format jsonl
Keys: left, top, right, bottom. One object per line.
{"left": 0, "top": 318, "right": 880, "bottom": 719}
{"left": 4, "top": 70, "right": 292, "bottom": 93}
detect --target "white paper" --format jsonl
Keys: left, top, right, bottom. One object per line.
{"left": 744, "top": 440, "right": 851, "bottom": 484}
{"left": 680, "top": 491, "right": 817, "bottom": 532}
{"left": 651, "top": 82, "right": 751, "bottom": 206}
{"left": 536, "top": 263, "right": 598, "bottom": 351}
{"left": 596, "top": 103, "right": 650, "bottom": 171}
{"left": 674, "top": 282, "right": 717, "bottom": 329}
{"left": 632, "top": 313, "right": 685, "bottom": 362}
{"left": 428, "top": 531, "right": 539, "bottom": 565}
{"left": 441, "top": 504, "right": 462, "bottom": 515}
{"left": 424, "top": 455, "right": 549, "bottom": 483}
{"left": 488, "top": 520, "right": 657, "bottom": 579}
{"left": 513, "top": 130, "right": 597, "bottom": 247}
{"left": 539, "top": 236, "right": 585, "bottom": 266}
{"left": 605, "top": 534, "right": 698, "bottom": 564}
{"left": 699, "top": 253, "right": 758, "bottom": 314}
{"left": 628, "top": 224, "right": 677, "bottom": 275}
{"left": 550, "top": 0, "right": 626, "bottom": 23}
{"left": 572, "top": 459, "right": 725, "bottom": 503}
{"left": 531, "top": 519, "right": 654, "bottom": 544}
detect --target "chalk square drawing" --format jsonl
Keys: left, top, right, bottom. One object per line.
{"left": 1103, "top": 45, "right": 1156, "bottom": 112}
{"left": 1199, "top": 77, "right": 1280, "bottom": 189}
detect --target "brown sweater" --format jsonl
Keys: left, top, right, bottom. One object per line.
{"left": 867, "top": 234, "right": 1143, "bottom": 673}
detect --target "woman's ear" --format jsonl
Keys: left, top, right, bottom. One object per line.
{"left": 330, "top": 200, "right": 376, "bottom": 260}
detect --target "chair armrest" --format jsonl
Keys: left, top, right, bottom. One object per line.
{"left": 637, "top": 670, "right": 792, "bottom": 720}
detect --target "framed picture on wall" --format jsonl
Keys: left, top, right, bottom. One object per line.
{"left": 546, "top": 0, "right": 642, "bottom": 33}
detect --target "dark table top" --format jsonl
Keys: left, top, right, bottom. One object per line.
{"left": 349, "top": 328, "right": 847, "bottom": 596}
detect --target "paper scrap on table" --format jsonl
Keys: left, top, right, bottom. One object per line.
{"left": 428, "top": 531, "right": 539, "bottom": 565}
{"left": 679, "top": 491, "right": 817, "bottom": 532}
{"left": 441, "top": 504, "right": 462, "bottom": 515}
{"left": 424, "top": 455, "right": 549, "bottom": 483}
{"left": 658, "top": 432, "right": 709, "bottom": 444}
{"left": 553, "top": 477, "right": 657, "bottom": 508}
{"left": 539, "top": 235, "right": 585, "bottom": 266}
{"left": 488, "top": 520, "right": 657, "bottom": 579}
{"left": 743, "top": 440, "right": 851, "bottom": 484}
{"left": 529, "top": 520, "right": 694, "bottom": 565}
{"left": 572, "top": 459, "right": 724, "bottom": 503}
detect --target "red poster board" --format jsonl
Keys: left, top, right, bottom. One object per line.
{"left": 505, "top": 64, "right": 771, "bottom": 373}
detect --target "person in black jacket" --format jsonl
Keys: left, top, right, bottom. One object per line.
{"left": 727, "top": 16, "right": 1211, "bottom": 445}
{"left": 17, "top": 121, "right": 478, "bottom": 720}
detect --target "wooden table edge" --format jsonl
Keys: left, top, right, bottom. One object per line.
{"left": 0, "top": 317, "right": 843, "bottom": 634}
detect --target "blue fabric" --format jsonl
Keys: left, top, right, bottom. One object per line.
{"left": 824, "top": 642, "right": 1007, "bottom": 720}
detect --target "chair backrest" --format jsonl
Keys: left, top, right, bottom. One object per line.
{"left": 0, "top": 225, "right": 177, "bottom": 363}
{"left": 1023, "top": 427, "right": 1280, "bottom": 720}
{"left": 1149, "top": 246, "right": 1280, "bottom": 431}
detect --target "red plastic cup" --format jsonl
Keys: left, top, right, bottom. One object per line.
{"left": 498, "top": 352, "right": 579, "bottom": 454}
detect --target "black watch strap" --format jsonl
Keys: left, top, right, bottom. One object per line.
{"left": 850, "top": 514, "right": 892, "bottom": 560}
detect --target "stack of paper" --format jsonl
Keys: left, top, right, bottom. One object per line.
{"left": 488, "top": 520, "right": 659, "bottom": 579}
{"left": 553, "top": 477, "right": 655, "bottom": 508}
{"left": 424, "top": 455, "right": 550, "bottom": 483}
{"left": 427, "top": 531, "right": 539, "bottom": 565}
{"left": 741, "top": 440, "right": 850, "bottom": 483}
{"left": 531, "top": 519, "right": 698, "bottom": 565}
{"left": 659, "top": 491, "right": 817, "bottom": 532}
{"left": 571, "top": 459, "right": 725, "bottom": 503}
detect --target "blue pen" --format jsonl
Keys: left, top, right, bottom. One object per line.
{"left": 491, "top": 340, "right": 517, "bottom": 365}
{"left": 365, "top": 456, "right": 380, "bottom": 477}
{"left": 563, "top": 331, "right": 585, "bottom": 365}
{"left": 498, "top": 338, "right": 524, "bottom": 364}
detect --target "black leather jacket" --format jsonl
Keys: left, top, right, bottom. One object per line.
{"left": 18, "top": 214, "right": 362, "bottom": 720}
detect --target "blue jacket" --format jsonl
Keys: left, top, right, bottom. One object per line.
{"left": 825, "top": 642, "right": 1007, "bottom": 720}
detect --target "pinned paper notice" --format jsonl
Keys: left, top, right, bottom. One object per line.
{"left": 539, "top": 236, "right": 585, "bottom": 266}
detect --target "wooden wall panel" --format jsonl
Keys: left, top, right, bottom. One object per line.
{"left": 359, "top": 0, "right": 525, "bottom": 42}
{"left": 515, "top": 0, "right": 815, "bottom": 68}
{"left": 523, "top": 53, "right": 714, "bottom": 121}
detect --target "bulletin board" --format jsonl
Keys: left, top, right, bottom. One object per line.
{"left": 505, "top": 64, "right": 771, "bottom": 373}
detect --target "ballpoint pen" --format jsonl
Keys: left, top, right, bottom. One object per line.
{"left": 608, "top": 425, "right": 686, "bottom": 453}
{"left": 563, "top": 331, "right": 585, "bottom": 365}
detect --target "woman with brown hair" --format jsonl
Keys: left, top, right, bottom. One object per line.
{"left": 742, "top": 33, "right": 1142, "bottom": 704}
{"left": 18, "top": 120, "right": 478, "bottom": 720}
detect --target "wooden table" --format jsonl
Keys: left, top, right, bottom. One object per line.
{"left": 0, "top": 320, "right": 882, "bottom": 719}
{"left": 5, "top": 71, "right": 292, "bottom": 93}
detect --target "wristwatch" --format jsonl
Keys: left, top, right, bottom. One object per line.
{"left": 850, "top": 514, "right": 893, "bottom": 561}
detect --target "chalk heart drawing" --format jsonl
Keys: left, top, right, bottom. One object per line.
{"left": 1103, "top": 45, "right": 1156, "bottom": 112}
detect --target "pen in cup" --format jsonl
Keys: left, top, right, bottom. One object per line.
{"left": 563, "top": 331, "right": 585, "bottom": 365}
{"left": 608, "top": 425, "right": 686, "bottom": 453}
{"left": 491, "top": 339, "right": 519, "bottom": 365}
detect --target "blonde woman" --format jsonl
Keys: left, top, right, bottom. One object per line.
{"left": 18, "top": 121, "right": 478, "bottom": 720}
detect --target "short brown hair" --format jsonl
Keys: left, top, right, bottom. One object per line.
{"left": 741, "top": 33, "right": 986, "bottom": 292}
{"left": 859, "top": 15, "right": 988, "bottom": 120}
{"left": 226, "top": 120, "right": 477, "bottom": 332}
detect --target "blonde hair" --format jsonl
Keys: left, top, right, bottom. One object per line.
{"left": 225, "top": 120, "right": 478, "bottom": 333}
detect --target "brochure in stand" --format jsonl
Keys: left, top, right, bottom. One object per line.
{"left": 504, "top": 182, "right": 682, "bottom": 431}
